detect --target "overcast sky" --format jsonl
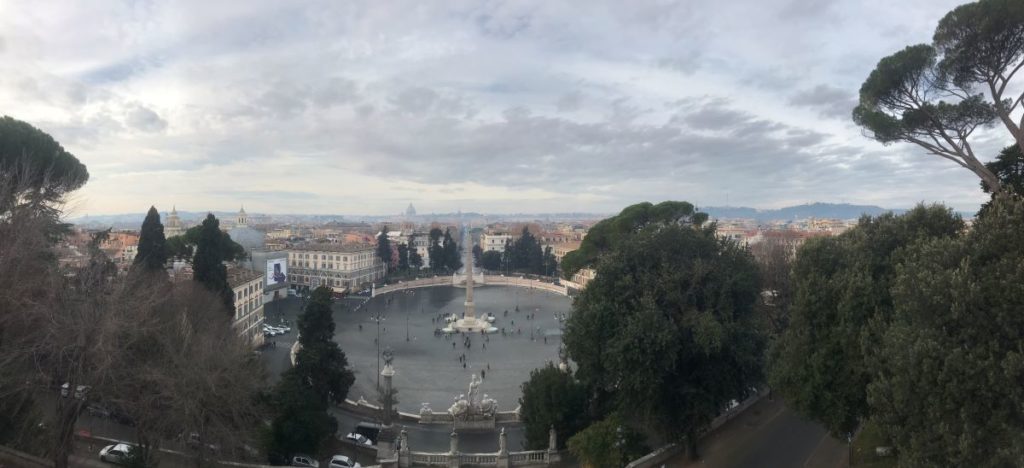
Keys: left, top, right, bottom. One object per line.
{"left": 0, "top": 0, "right": 1010, "bottom": 216}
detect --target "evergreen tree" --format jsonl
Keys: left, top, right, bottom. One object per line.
{"left": 519, "top": 363, "right": 589, "bottom": 450}
{"left": 442, "top": 228, "right": 462, "bottom": 271}
{"left": 192, "top": 214, "right": 234, "bottom": 314}
{"left": 134, "top": 206, "right": 168, "bottom": 273}
{"left": 376, "top": 225, "right": 392, "bottom": 273}
{"left": 293, "top": 287, "right": 355, "bottom": 405}
{"left": 397, "top": 243, "right": 409, "bottom": 272}
{"left": 428, "top": 228, "right": 444, "bottom": 272}
{"left": 864, "top": 193, "right": 1024, "bottom": 465}
{"left": 408, "top": 234, "right": 423, "bottom": 270}
{"left": 564, "top": 213, "right": 763, "bottom": 458}
{"left": 769, "top": 205, "right": 964, "bottom": 437}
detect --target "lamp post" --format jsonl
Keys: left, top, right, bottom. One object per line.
{"left": 373, "top": 305, "right": 386, "bottom": 393}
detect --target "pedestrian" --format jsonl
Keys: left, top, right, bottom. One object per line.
{"left": 463, "top": 362, "right": 466, "bottom": 369}
{"left": 453, "top": 342, "right": 456, "bottom": 348}
{"left": 487, "top": 363, "right": 490, "bottom": 370}
{"left": 483, "top": 342, "right": 486, "bottom": 349}
{"left": 544, "top": 336, "right": 547, "bottom": 344}
{"left": 481, "top": 369, "right": 486, "bottom": 379}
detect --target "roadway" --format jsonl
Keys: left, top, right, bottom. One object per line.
{"left": 669, "top": 397, "right": 848, "bottom": 468}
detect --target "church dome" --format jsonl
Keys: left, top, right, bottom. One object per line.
{"left": 228, "top": 205, "right": 264, "bottom": 251}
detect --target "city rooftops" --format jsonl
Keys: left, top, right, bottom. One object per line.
{"left": 289, "top": 243, "right": 375, "bottom": 253}
{"left": 227, "top": 267, "right": 263, "bottom": 289}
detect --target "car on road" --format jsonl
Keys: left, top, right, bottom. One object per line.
{"left": 61, "top": 382, "right": 90, "bottom": 399}
{"left": 329, "top": 455, "right": 361, "bottom": 468}
{"left": 290, "top": 454, "right": 319, "bottom": 467}
{"left": 99, "top": 443, "right": 137, "bottom": 464}
{"left": 344, "top": 433, "right": 373, "bottom": 446}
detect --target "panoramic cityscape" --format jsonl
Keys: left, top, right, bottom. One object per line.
{"left": 1, "top": 1, "right": 1024, "bottom": 468}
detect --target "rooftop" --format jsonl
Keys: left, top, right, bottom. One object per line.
{"left": 227, "top": 267, "right": 264, "bottom": 288}
{"left": 289, "top": 243, "right": 375, "bottom": 253}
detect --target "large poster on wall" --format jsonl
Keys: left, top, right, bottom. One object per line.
{"left": 267, "top": 258, "right": 287, "bottom": 286}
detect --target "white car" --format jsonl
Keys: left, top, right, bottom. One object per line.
{"left": 61, "top": 383, "right": 90, "bottom": 399}
{"left": 263, "top": 326, "right": 285, "bottom": 336}
{"left": 329, "top": 455, "right": 361, "bottom": 468}
{"left": 344, "top": 433, "right": 374, "bottom": 446}
{"left": 291, "top": 454, "right": 319, "bottom": 467}
{"left": 99, "top": 443, "right": 136, "bottom": 464}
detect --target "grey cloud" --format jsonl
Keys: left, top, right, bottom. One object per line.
{"left": 656, "top": 50, "right": 702, "bottom": 75}
{"left": 555, "top": 91, "right": 583, "bottom": 112}
{"left": 392, "top": 87, "right": 438, "bottom": 115}
{"left": 126, "top": 104, "right": 167, "bottom": 132}
{"left": 788, "top": 84, "right": 858, "bottom": 119}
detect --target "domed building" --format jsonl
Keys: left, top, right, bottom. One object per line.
{"left": 228, "top": 206, "right": 266, "bottom": 253}
{"left": 165, "top": 206, "right": 186, "bottom": 237}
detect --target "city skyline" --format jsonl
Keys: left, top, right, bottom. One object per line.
{"left": 1, "top": 0, "right": 1007, "bottom": 216}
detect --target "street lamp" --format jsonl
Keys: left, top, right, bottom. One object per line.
{"left": 373, "top": 305, "right": 386, "bottom": 393}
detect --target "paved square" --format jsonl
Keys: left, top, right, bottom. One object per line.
{"left": 337, "top": 285, "right": 572, "bottom": 413}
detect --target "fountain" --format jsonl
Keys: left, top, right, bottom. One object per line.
{"left": 443, "top": 226, "right": 498, "bottom": 334}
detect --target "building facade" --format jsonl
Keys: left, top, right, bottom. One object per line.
{"left": 287, "top": 243, "right": 385, "bottom": 292}
{"left": 480, "top": 232, "right": 512, "bottom": 252}
{"left": 228, "top": 267, "right": 265, "bottom": 346}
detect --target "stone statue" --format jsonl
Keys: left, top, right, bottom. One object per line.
{"left": 382, "top": 348, "right": 394, "bottom": 367}
{"left": 447, "top": 375, "right": 499, "bottom": 421}
{"left": 419, "top": 402, "right": 433, "bottom": 416}
{"left": 467, "top": 374, "right": 481, "bottom": 406}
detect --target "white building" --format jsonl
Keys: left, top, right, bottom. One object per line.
{"left": 480, "top": 232, "right": 512, "bottom": 253}
{"left": 228, "top": 267, "right": 265, "bottom": 346}
{"left": 287, "top": 243, "right": 385, "bottom": 292}
{"left": 164, "top": 206, "right": 186, "bottom": 238}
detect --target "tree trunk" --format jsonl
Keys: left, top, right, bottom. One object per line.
{"left": 53, "top": 401, "right": 81, "bottom": 468}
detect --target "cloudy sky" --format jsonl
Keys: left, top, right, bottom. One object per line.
{"left": 0, "top": 0, "right": 1011, "bottom": 216}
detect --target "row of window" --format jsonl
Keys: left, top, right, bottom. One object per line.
{"left": 235, "top": 280, "right": 264, "bottom": 301}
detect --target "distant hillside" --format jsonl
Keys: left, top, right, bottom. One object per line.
{"left": 702, "top": 203, "right": 906, "bottom": 222}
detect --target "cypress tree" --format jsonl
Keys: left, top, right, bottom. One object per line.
{"left": 192, "top": 214, "right": 234, "bottom": 314}
{"left": 134, "top": 206, "right": 168, "bottom": 273}
{"left": 376, "top": 225, "right": 392, "bottom": 272}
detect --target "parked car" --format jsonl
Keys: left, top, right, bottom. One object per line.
{"left": 99, "top": 443, "right": 136, "bottom": 464}
{"left": 61, "top": 383, "right": 90, "bottom": 399}
{"left": 329, "top": 455, "right": 361, "bottom": 468}
{"left": 344, "top": 433, "right": 373, "bottom": 447}
{"left": 290, "top": 454, "right": 319, "bottom": 467}
{"left": 287, "top": 289, "right": 297, "bottom": 296}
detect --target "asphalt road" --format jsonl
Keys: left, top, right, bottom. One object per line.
{"left": 669, "top": 397, "right": 848, "bottom": 468}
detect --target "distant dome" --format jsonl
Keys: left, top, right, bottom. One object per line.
{"left": 228, "top": 225, "right": 265, "bottom": 251}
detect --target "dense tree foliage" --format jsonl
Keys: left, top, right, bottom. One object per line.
{"left": 853, "top": 0, "right": 1024, "bottom": 191}
{"left": 480, "top": 250, "right": 503, "bottom": 271}
{"left": 165, "top": 223, "right": 245, "bottom": 263}
{"left": 496, "top": 227, "right": 557, "bottom": 276}
{"left": 264, "top": 286, "right": 352, "bottom": 461}
{"left": 564, "top": 217, "right": 763, "bottom": 456}
{"left": 0, "top": 115, "right": 89, "bottom": 212}
{"left": 519, "top": 363, "right": 589, "bottom": 450}
{"left": 191, "top": 214, "right": 235, "bottom": 314}
{"left": 134, "top": 206, "right": 168, "bottom": 273}
{"left": 428, "top": 228, "right": 444, "bottom": 271}
{"left": 408, "top": 234, "right": 423, "bottom": 269}
{"left": 293, "top": 287, "right": 355, "bottom": 405}
{"left": 865, "top": 193, "right": 1024, "bottom": 465}
{"left": 769, "top": 205, "right": 964, "bottom": 437}
{"left": 376, "top": 225, "right": 392, "bottom": 271}
{"left": 262, "top": 371, "right": 337, "bottom": 463}
{"left": 396, "top": 243, "right": 409, "bottom": 272}
{"left": 567, "top": 415, "right": 648, "bottom": 468}
{"left": 442, "top": 228, "right": 462, "bottom": 272}
{"left": 560, "top": 201, "right": 707, "bottom": 279}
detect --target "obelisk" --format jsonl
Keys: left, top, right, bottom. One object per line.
{"left": 464, "top": 227, "right": 475, "bottom": 321}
